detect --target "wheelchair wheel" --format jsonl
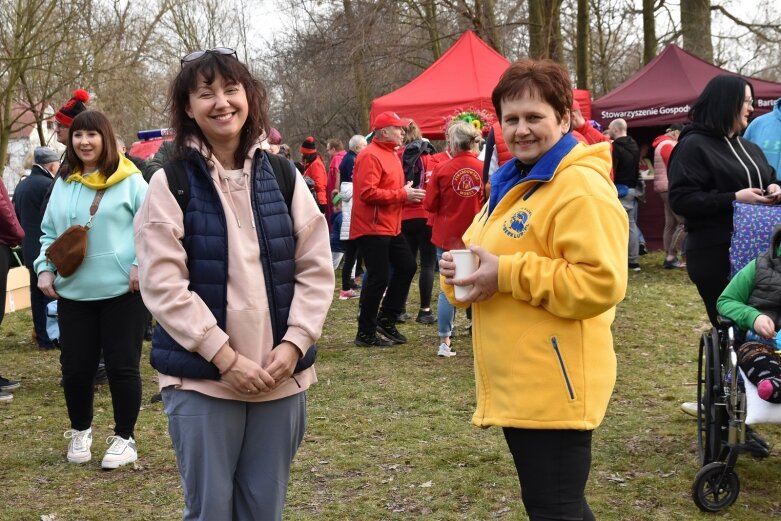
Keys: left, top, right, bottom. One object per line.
{"left": 692, "top": 462, "right": 740, "bottom": 512}
{"left": 697, "top": 329, "right": 726, "bottom": 465}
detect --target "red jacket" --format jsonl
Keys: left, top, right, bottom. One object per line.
{"left": 423, "top": 151, "right": 484, "bottom": 250}
{"left": 350, "top": 140, "right": 407, "bottom": 239}
{"left": 304, "top": 156, "right": 328, "bottom": 205}
{"left": 573, "top": 121, "right": 610, "bottom": 145}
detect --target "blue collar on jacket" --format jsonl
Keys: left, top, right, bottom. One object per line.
{"left": 488, "top": 133, "right": 577, "bottom": 216}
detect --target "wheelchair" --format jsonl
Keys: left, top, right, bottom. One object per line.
{"left": 692, "top": 318, "right": 771, "bottom": 512}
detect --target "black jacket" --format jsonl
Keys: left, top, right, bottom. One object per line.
{"left": 12, "top": 165, "right": 54, "bottom": 267}
{"left": 668, "top": 123, "right": 776, "bottom": 249}
{"left": 611, "top": 136, "right": 640, "bottom": 187}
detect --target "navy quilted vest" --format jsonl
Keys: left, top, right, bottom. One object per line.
{"left": 149, "top": 148, "right": 315, "bottom": 379}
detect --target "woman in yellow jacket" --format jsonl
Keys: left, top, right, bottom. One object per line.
{"left": 440, "top": 59, "right": 628, "bottom": 521}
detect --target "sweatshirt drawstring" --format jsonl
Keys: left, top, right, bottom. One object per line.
{"left": 217, "top": 176, "right": 243, "bottom": 228}
{"left": 245, "top": 173, "right": 256, "bottom": 229}
{"left": 724, "top": 136, "right": 763, "bottom": 191}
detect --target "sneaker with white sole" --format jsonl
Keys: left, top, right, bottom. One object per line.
{"left": 339, "top": 289, "right": 359, "bottom": 300}
{"left": 437, "top": 343, "right": 457, "bottom": 357}
{"left": 64, "top": 427, "right": 92, "bottom": 464}
{"left": 680, "top": 401, "right": 700, "bottom": 417}
{"left": 101, "top": 435, "right": 137, "bottom": 469}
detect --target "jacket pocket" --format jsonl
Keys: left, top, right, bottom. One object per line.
{"left": 551, "top": 336, "right": 576, "bottom": 401}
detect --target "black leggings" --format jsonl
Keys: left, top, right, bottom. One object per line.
{"left": 59, "top": 292, "right": 146, "bottom": 438}
{"left": 685, "top": 242, "right": 730, "bottom": 327}
{"left": 503, "top": 428, "right": 595, "bottom": 521}
{"left": 401, "top": 218, "right": 436, "bottom": 310}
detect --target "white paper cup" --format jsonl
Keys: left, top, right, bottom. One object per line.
{"left": 450, "top": 249, "right": 478, "bottom": 301}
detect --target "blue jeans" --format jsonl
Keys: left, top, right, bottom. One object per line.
{"left": 620, "top": 194, "right": 640, "bottom": 264}
{"left": 436, "top": 248, "right": 456, "bottom": 338}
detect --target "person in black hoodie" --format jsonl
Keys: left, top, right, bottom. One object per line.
{"left": 608, "top": 118, "right": 642, "bottom": 270}
{"left": 669, "top": 75, "right": 778, "bottom": 327}
{"left": 669, "top": 74, "right": 779, "bottom": 426}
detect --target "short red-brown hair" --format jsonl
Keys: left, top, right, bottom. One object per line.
{"left": 492, "top": 59, "right": 573, "bottom": 123}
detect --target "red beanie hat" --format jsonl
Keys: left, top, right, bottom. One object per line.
{"left": 55, "top": 89, "right": 90, "bottom": 127}
{"left": 300, "top": 136, "right": 317, "bottom": 155}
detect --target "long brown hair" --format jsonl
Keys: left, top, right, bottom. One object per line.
{"left": 168, "top": 52, "right": 270, "bottom": 165}
{"left": 63, "top": 111, "right": 120, "bottom": 178}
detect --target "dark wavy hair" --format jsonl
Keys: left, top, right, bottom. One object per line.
{"left": 689, "top": 75, "right": 754, "bottom": 137}
{"left": 63, "top": 111, "right": 119, "bottom": 179}
{"left": 167, "top": 52, "right": 270, "bottom": 165}
{"left": 491, "top": 59, "right": 573, "bottom": 123}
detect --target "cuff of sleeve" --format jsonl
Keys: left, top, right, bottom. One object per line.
{"left": 282, "top": 326, "right": 313, "bottom": 357}
{"left": 198, "top": 327, "right": 230, "bottom": 362}
{"left": 497, "top": 254, "right": 516, "bottom": 293}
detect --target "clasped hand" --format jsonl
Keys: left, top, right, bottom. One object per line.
{"left": 219, "top": 341, "right": 300, "bottom": 394}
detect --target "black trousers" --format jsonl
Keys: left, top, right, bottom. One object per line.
{"left": 685, "top": 242, "right": 730, "bottom": 327}
{"left": 59, "top": 291, "right": 146, "bottom": 438}
{"left": 503, "top": 428, "right": 595, "bottom": 521}
{"left": 340, "top": 239, "right": 362, "bottom": 291}
{"left": 356, "top": 234, "right": 415, "bottom": 334}
{"left": 401, "top": 218, "right": 436, "bottom": 310}
{"left": 0, "top": 245, "right": 10, "bottom": 327}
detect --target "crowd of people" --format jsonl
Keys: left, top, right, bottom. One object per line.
{"left": 0, "top": 46, "right": 780, "bottom": 520}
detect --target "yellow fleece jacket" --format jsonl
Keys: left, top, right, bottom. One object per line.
{"left": 444, "top": 141, "right": 628, "bottom": 430}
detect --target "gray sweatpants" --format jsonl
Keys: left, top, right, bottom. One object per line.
{"left": 162, "top": 388, "right": 307, "bottom": 521}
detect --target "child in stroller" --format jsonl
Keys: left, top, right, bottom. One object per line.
{"left": 718, "top": 223, "right": 781, "bottom": 405}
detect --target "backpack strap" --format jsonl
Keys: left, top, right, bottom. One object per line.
{"left": 266, "top": 152, "right": 295, "bottom": 212}
{"left": 163, "top": 158, "right": 190, "bottom": 215}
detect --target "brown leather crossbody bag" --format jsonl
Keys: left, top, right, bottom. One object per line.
{"left": 45, "top": 190, "right": 105, "bottom": 277}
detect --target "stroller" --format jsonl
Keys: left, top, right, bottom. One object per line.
{"left": 691, "top": 202, "right": 781, "bottom": 512}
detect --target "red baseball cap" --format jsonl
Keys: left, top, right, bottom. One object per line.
{"left": 372, "top": 111, "right": 409, "bottom": 130}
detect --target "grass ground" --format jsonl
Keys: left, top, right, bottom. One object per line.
{"left": 2, "top": 251, "right": 781, "bottom": 520}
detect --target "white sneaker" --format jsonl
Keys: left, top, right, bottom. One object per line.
{"left": 680, "top": 401, "right": 701, "bottom": 417}
{"left": 437, "top": 343, "right": 457, "bottom": 357}
{"left": 64, "top": 428, "right": 92, "bottom": 464}
{"left": 101, "top": 435, "right": 137, "bottom": 469}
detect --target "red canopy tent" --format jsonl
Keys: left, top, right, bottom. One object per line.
{"left": 370, "top": 31, "right": 594, "bottom": 139}
{"left": 592, "top": 44, "right": 781, "bottom": 128}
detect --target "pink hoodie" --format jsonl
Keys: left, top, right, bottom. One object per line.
{"left": 134, "top": 141, "right": 334, "bottom": 402}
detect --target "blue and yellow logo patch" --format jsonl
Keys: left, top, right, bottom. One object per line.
{"left": 503, "top": 209, "right": 531, "bottom": 238}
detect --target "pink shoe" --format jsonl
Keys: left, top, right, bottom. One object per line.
{"left": 758, "top": 379, "right": 774, "bottom": 401}
{"left": 339, "top": 289, "right": 359, "bottom": 300}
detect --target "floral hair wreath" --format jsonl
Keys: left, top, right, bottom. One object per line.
{"left": 444, "top": 108, "right": 495, "bottom": 136}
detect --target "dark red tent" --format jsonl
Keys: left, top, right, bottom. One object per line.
{"left": 592, "top": 44, "right": 781, "bottom": 128}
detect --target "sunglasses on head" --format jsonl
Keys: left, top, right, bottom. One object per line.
{"left": 180, "top": 47, "right": 237, "bottom": 67}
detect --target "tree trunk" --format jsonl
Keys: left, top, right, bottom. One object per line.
{"left": 474, "top": 0, "right": 502, "bottom": 55}
{"left": 575, "top": 0, "right": 589, "bottom": 88}
{"left": 527, "top": 0, "right": 563, "bottom": 61}
{"left": 642, "top": 0, "right": 656, "bottom": 64}
{"left": 528, "top": 0, "right": 543, "bottom": 59}
{"left": 343, "top": 0, "right": 370, "bottom": 133}
{"left": 424, "top": 0, "right": 442, "bottom": 59}
{"left": 680, "top": 0, "right": 713, "bottom": 62}
{"left": 544, "top": 0, "right": 563, "bottom": 62}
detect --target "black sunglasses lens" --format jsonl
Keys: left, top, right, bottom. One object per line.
{"left": 180, "top": 48, "right": 236, "bottom": 66}
{"left": 181, "top": 51, "right": 205, "bottom": 64}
